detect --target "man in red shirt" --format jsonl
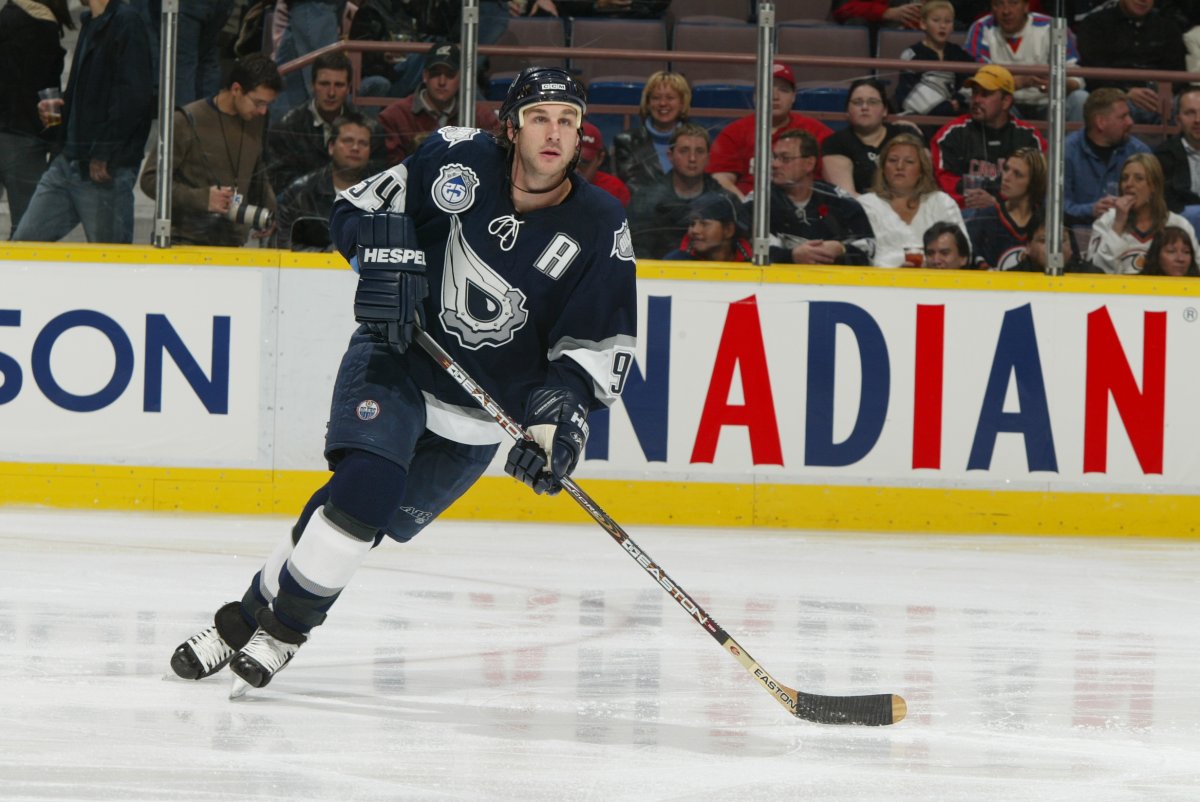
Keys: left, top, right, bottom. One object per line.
{"left": 706, "top": 63, "right": 833, "bottom": 199}
{"left": 577, "top": 121, "right": 631, "bottom": 207}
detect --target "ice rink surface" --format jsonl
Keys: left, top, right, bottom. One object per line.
{"left": 1, "top": 508, "right": 1197, "bottom": 801}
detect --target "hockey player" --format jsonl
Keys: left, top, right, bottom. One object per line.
{"left": 169, "top": 67, "right": 638, "bottom": 691}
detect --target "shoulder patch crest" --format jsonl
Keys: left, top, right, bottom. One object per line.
{"left": 432, "top": 163, "right": 479, "bottom": 213}
{"left": 438, "top": 127, "right": 481, "bottom": 147}
{"left": 611, "top": 220, "right": 635, "bottom": 262}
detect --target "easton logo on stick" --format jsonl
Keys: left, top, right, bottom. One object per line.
{"left": 620, "top": 539, "right": 710, "bottom": 627}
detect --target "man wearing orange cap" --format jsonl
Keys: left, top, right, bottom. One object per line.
{"left": 576, "top": 121, "right": 630, "bottom": 207}
{"left": 706, "top": 62, "right": 833, "bottom": 200}
{"left": 929, "top": 64, "right": 1046, "bottom": 210}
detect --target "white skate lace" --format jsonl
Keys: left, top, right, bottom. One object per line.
{"left": 239, "top": 629, "right": 297, "bottom": 673}
{"left": 187, "top": 626, "right": 234, "bottom": 670}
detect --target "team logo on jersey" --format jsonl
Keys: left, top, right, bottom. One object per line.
{"left": 611, "top": 220, "right": 635, "bottom": 262}
{"left": 438, "top": 127, "right": 480, "bottom": 147}
{"left": 995, "top": 245, "right": 1028, "bottom": 271}
{"left": 433, "top": 164, "right": 479, "bottom": 213}
{"left": 488, "top": 214, "right": 523, "bottom": 251}
{"left": 356, "top": 400, "right": 380, "bottom": 421}
{"left": 1120, "top": 249, "right": 1147, "bottom": 274}
{"left": 439, "top": 215, "right": 529, "bottom": 349}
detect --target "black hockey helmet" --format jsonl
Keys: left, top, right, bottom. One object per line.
{"left": 498, "top": 66, "right": 587, "bottom": 130}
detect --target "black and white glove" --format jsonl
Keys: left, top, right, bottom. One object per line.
{"left": 505, "top": 387, "right": 589, "bottom": 496}
{"left": 354, "top": 212, "right": 428, "bottom": 353}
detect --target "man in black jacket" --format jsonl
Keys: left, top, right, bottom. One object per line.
{"left": 13, "top": 0, "right": 152, "bottom": 244}
{"left": 1152, "top": 85, "right": 1200, "bottom": 231}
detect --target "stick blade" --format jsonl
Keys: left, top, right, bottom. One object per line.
{"left": 794, "top": 690, "right": 907, "bottom": 726}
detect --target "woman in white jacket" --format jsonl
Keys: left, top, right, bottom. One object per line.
{"left": 857, "top": 134, "right": 968, "bottom": 268}
{"left": 1088, "top": 153, "right": 1200, "bottom": 275}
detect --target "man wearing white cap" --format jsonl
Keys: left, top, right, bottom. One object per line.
{"left": 706, "top": 62, "right": 833, "bottom": 200}
{"left": 929, "top": 64, "right": 1046, "bottom": 210}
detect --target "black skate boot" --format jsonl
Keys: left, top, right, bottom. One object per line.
{"left": 170, "top": 601, "right": 256, "bottom": 680}
{"left": 229, "top": 608, "right": 307, "bottom": 689}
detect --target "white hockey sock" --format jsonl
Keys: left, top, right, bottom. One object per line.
{"left": 256, "top": 529, "right": 297, "bottom": 604}
{"left": 282, "top": 507, "right": 374, "bottom": 597}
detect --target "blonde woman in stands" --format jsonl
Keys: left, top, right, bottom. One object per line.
{"left": 613, "top": 71, "right": 692, "bottom": 189}
{"left": 857, "top": 133, "right": 967, "bottom": 267}
{"left": 1088, "top": 153, "right": 1200, "bottom": 275}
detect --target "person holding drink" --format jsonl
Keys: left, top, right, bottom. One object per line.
{"left": 11, "top": 0, "right": 153, "bottom": 244}
{"left": 857, "top": 134, "right": 967, "bottom": 268}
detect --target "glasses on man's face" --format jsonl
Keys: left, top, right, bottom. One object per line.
{"left": 772, "top": 153, "right": 803, "bottom": 163}
{"left": 849, "top": 98, "right": 883, "bottom": 108}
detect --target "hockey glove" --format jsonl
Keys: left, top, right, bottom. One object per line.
{"left": 505, "top": 387, "right": 589, "bottom": 496}
{"left": 354, "top": 212, "right": 429, "bottom": 353}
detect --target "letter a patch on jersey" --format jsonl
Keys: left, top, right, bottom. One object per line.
{"left": 439, "top": 216, "right": 529, "bottom": 349}
{"left": 433, "top": 164, "right": 479, "bottom": 214}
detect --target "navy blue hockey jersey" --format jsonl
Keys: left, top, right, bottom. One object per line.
{"left": 330, "top": 126, "right": 638, "bottom": 445}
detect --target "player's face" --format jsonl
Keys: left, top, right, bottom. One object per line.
{"left": 424, "top": 67, "right": 461, "bottom": 106}
{"left": 648, "top": 85, "right": 684, "bottom": 130}
{"left": 1119, "top": 162, "right": 1151, "bottom": 208}
{"left": 922, "top": 8, "right": 955, "bottom": 43}
{"left": 511, "top": 103, "right": 580, "bottom": 188}
{"left": 668, "top": 135, "right": 708, "bottom": 178}
{"left": 770, "top": 138, "right": 814, "bottom": 186}
{"left": 312, "top": 68, "right": 350, "bottom": 115}
{"left": 1159, "top": 238, "right": 1194, "bottom": 276}
{"left": 969, "top": 87, "right": 1010, "bottom": 127}
{"left": 883, "top": 144, "right": 921, "bottom": 194}
{"left": 231, "top": 83, "right": 277, "bottom": 121}
{"left": 991, "top": 0, "right": 1028, "bottom": 35}
{"left": 687, "top": 218, "right": 733, "bottom": 259}
{"left": 771, "top": 78, "right": 796, "bottom": 123}
{"left": 329, "top": 123, "right": 371, "bottom": 171}
{"left": 1000, "top": 157, "right": 1030, "bottom": 202}
{"left": 925, "top": 232, "right": 968, "bottom": 269}
{"left": 847, "top": 86, "right": 886, "bottom": 132}
{"left": 1177, "top": 93, "right": 1200, "bottom": 147}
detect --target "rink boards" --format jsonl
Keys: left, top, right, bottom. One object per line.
{"left": 3, "top": 242, "right": 1200, "bottom": 538}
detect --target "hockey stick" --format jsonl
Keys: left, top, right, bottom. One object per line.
{"left": 415, "top": 329, "right": 906, "bottom": 726}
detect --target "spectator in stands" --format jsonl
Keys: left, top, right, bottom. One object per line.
{"left": 662, "top": 191, "right": 752, "bottom": 262}
{"left": 140, "top": 54, "right": 282, "bottom": 247}
{"left": 1077, "top": 0, "right": 1188, "bottom": 124}
{"left": 0, "top": 0, "right": 72, "bottom": 239}
{"left": 175, "top": 1, "right": 236, "bottom": 107}
{"left": 1063, "top": 88, "right": 1149, "bottom": 228}
{"left": 522, "top": 0, "right": 670, "bottom": 17}
{"left": 965, "top": 0, "right": 1086, "bottom": 121}
{"left": 268, "top": 51, "right": 385, "bottom": 193}
{"left": 923, "top": 221, "right": 973, "bottom": 269}
{"left": 857, "top": 133, "right": 968, "bottom": 267}
{"left": 833, "top": 0, "right": 922, "bottom": 31}
{"left": 822, "top": 78, "right": 922, "bottom": 197}
{"left": 377, "top": 44, "right": 493, "bottom": 166}
{"left": 930, "top": 64, "right": 1046, "bottom": 209}
{"left": 1088, "top": 152, "right": 1200, "bottom": 274}
{"left": 1010, "top": 210, "right": 1100, "bottom": 272}
{"left": 613, "top": 71, "right": 691, "bottom": 190}
{"left": 707, "top": 62, "right": 833, "bottom": 200}
{"left": 626, "top": 123, "right": 727, "bottom": 259}
{"left": 745, "top": 129, "right": 876, "bottom": 266}
{"left": 273, "top": 0, "right": 342, "bottom": 119}
{"left": 1153, "top": 86, "right": 1200, "bottom": 233}
{"left": 275, "top": 113, "right": 372, "bottom": 250}
{"left": 1141, "top": 225, "right": 1200, "bottom": 276}
{"left": 577, "top": 121, "right": 630, "bottom": 206}
{"left": 13, "top": 0, "right": 153, "bottom": 244}
{"left": 967, "top": 146, "right": 1045, "bottom": 269}
{"left": 895, "top": 0, "right": 974, "bottom": 124}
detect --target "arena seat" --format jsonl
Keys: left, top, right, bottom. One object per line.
{"left": 776, "top": 23, "right": 871, "bottom": 89}
{"left": 486, "top": 17, "right": 568, "bottom": 99}
{"left": 569, "top": 18, "right": 669, "bottom": 86}
{"left": 671, "top": 19, "right": 758, "bottom": 83}
{"left": 773, "top": 0, "right": 834, "bottom": 23}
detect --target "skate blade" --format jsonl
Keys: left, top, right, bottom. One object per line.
{"left": 229, "top": 675, "right": 251, "bottom": 700}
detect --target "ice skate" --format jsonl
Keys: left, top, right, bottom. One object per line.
{"left": 170, "top": 601, "right": 256, "bottom": 680}
{"left": 229, "top": 608, "right": 307, "bottom": 690}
